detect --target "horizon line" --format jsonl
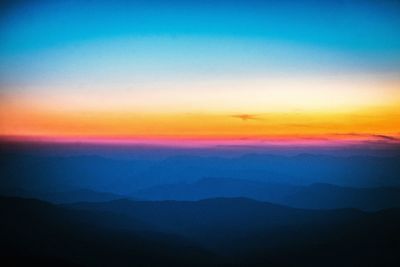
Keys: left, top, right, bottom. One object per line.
{"left": 1, "top": 134, "right": 399, "bottom": 148}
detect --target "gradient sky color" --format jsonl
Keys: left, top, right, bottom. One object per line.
{"left": 0, "top": 0, "right": 400, "bottom": 146}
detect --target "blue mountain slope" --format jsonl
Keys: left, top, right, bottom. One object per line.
{"left": 133, "top": 177, "right": 400, "bottom": 211}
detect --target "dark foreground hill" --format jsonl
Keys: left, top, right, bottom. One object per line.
{"left": 284, "top": 182, "right": 400, "bottom": 210}
{"left": 0, "top": 196, "right": 218, "bottom": 267}
{"left": 1, "top": 196, "right": 400, "bottom": 266}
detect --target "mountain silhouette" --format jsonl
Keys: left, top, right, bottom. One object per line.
{"left": 2, "top": 147, "right": 400, "bottom": 266}
{"left": 132, "top": 177, "right": 400, "bottom": 211}
{"left": 0, "top": 196, "right": 218, "bottom": 267}
{"left": 67, "top": 197, "right": 400, "bottom": 265}
{"left": 283, "top": 183, "right": 400, "bottom": 210}
{"left": 0, "top": 187, "right": 128, "bottom": 204}
{"left": 132, "top": 177, "right": 300, "bottom": 202}
{"left": 2, "top": 196, "right": 400, "bottom": 266}
{"left": 2, "top": 152, "right": 400, "bottom": 195}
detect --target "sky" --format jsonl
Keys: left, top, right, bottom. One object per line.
{"left": 0, "top": 0, "right": 400, "bottom": 147}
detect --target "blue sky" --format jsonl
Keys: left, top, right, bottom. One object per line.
{"left": 1, "top": 0, "right": 399, "bottom": 64}
{"left": 0, "top": 0, "right": 399, "bottom": 109}
{"left": 1, "top": 0, "right": 400, "bottom": 52}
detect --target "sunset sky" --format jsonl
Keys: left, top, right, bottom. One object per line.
{"left": 1, "top": 0, "right": 400, "bottom": 146}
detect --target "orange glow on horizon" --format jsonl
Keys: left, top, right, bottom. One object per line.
{"left": 1, "top": 75, "right": 400, "bottom": 146}
{"left": 1, "top": 103, "right": 400, "bottom": 146}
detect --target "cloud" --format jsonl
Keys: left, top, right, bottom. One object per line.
{"left": 332, "top": 133, "right": 400, "bottom": 142}
{"left": 371, "top": 134, "right": 399, "bottom": 141}
{"left": 230, "top": 114, "right": 263, "bottom": 121}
